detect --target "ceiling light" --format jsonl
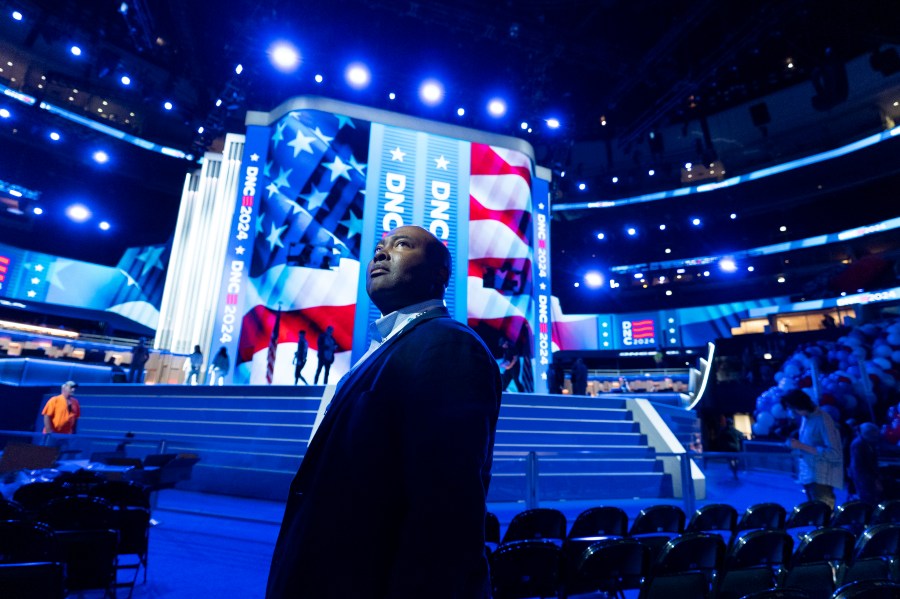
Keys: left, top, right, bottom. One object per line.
{"left": 49, "top": 131, "right": 60, "bottom": 141}
{"left": 66, "top": 204, "right": 91, "bottom": 222}
{"left": 99, "top": 221, "right": 111, "bottom": 231}
{"left": 627, "top": 227, "right": 636, "bottom": 236}
{"left": 33, "top": 207, "right": 43, "bottom": 215}
{"left": 269, "top": 41, "right": 301, "bottom": 73}
{"left": 163, "top": 101, "right": 173, "bottom": 110}
{"left": 720, "top": 258, "right": 737, "bottom": 272}
{"left": 235, "top": 64, "right": 243, "bottom": 75}
{"left": 648, "top": 169, "right": 655, "bottom": 176}
{"left": 578, "top": 183, "right": 586, "bottom": 191}
{"left": 120, "top": 75, "right": 131, "bottom": 86}
{"left": 692, "top": 218, "right": 701, "bottom": 226}
{"left": 487, "top": 98, "right": 507, "bottom": 117}
{"left": 0, "top": 108, "right": 10, "bottom": 118}
{"left": 92, "top": 150, "right": 109, "bottom": 164}
{"left": 611, "top": 177, "right": 618, "bottom": 183}
{"left": 730, "top": 213, "right": 737, "bottom": 219}
{"left": 315, "top": 74, "right": 323, "bottom": 83}
{"left": 596, "top": 233, "right": 605, "bottom": 240}
{"left": 70, "top": 45, "right": 82, "bottom": 57}
{"left": 546, "top": 118, "right": 560, "bottom": 129}
{"left": 345, "top": 63, "right": 371, "bottom": 89}
{"left": 780, "top": 225, "right": 787, "bottom": 232}
{"left": 419, "top": 80, "right": 444, "bottom": 105}
{"left": 585, "top": 272, "right": 603, "bottom": 288}
{"left": 12, "top": 11, "right": 23, "bottom": 21}
{"left": 659, "top": 224, "right": 666, "bottom": 230}
{"left": 520, "top": 121, "right": 528, "bottom": 130}
{"left": 457, "top": 107, "right": 465, "bottom": 116}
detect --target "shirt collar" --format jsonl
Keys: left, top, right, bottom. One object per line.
{"left": 370, "top": 298, "right": 446, "bottom": 343}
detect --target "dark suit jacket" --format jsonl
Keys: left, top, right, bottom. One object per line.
{"left": 267, "top": 309, "right": 502, "bottom": 598}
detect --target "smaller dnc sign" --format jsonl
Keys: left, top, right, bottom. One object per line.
{"left": 622, "top": 318, "right": 656, "bottom": 347}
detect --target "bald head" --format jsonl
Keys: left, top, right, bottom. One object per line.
{"left": 366, "top": 226, "right": 451, "bottom": 314}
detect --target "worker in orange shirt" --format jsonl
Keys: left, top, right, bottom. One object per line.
{"left": 42, "top": 380, "right": 80, "bottom": 434}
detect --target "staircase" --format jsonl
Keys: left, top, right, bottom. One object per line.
{"left": 65, "top": 386, "right": 680, "bottom": 504}
{"left": 488, "top": 393, "right": 673, "bottom": 502}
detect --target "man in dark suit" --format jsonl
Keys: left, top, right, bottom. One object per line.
{"left": 267, "top": 225, "right": 502, "bottom": 598}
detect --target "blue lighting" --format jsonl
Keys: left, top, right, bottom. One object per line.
{"left": 578, "top": 183, "right": 586, "bottom": 191}
{"left": 627, "top": 227, "right": 637, "bottom": 236}
{"left": 120, "top": 75, "right": 131, "bottom": 86}
{"left": 0, "top": 108, "right": 10, "bottom": 118}
{"left": 692, "top": 218, "right": 701, "bottom": 226}
{"left": 92, "top": 150, "right": 109, "bottom": 164}
{"left": 520, "top": 121, "right": 529, "bottom": 130}
{"left": 99, "top": 221, "right": 111, "bottom": 231}
{"left": 33, "top": 206, "right": 43, "bottom": 215}
{"left": 49, "top": 131, "right": 60, "bottom": 141}
{"left": 597, "top": 233, "right": 605, "bottom": 240}
{"left": 554, "top": 125, "right": 900, "bottom": 212}
{"left": 12, "top": 10, "right": 23, "bottom": 21}
{"left": 315, "top": 74, "right": 324, "bottom": 83}
{"left": 720, "top": 258, "right": 737, "bottom": 272}
{"left": 163, "top": 101, "right": 173, "bottom": 111}
{"left": 546, "top": 118, "right": 560, "bottom": 129}
{"left": 457, "top": 107, "right": 465, "bottom": 116}
{"left": 70, "top": 45, "right": 82, "bottom": 57}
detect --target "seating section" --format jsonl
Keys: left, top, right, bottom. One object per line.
{"left": 0, "top": 476, "right": 153, "bottom": 598}
{"left": 487, "top": 499, "right": 900, "bottom": 599}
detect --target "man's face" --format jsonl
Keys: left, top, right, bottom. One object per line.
{"left": 366, "top": 226, "right": 444, "bottom": 314}
{"left": 62, "top": 384, "right": 75, "bottom": 398}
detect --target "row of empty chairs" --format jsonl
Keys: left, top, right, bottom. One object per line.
{"left": 0, "top": 474, "right": 152, "bottom": 598}
{"left": 486, "top": 500, "right": 900, "bottom": 599}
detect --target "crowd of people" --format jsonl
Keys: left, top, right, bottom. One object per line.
{"left": 748, "top": 316, "right": 900, "bottom": 506}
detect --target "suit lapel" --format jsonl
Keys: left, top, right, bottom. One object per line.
{"left": 301, "top": 308, "right": 449, "bottom": 463}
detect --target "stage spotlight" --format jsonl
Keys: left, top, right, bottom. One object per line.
{"left": 269, "top": 41, "right": 301, "bottom": 73}
{"left": 388, "top": 92, "right": 396, "bottom": 100}
{"left": 777, "top": 276, "right": 786, "bottom": 283}
{"left": 92, "top": 150, "right": 109, "bottom": 164}
{"left": 692, "top": 218, "right": 701, "bottom": 226}
{"left": 32, "top": 206, "right": 43, "bottom": 215}
{"left": 627, "top": 227, "right": 636, "bottom": 236}
{"left": 0, "top": 108, "right": 10, "bottom": 118}
{"left": 120, "top": 75, "right": 131, "bottom": 86}
{"left": 66, "top": 204, "right": 91, "bottom": 222}
{"left": 163, "top": 101, "right": 173, "bottom": 110}
{"left": 659, "top": 224, "right": 666, "bottom": 230}
{"left": 720, "top": 258, "right": 737, "bottom": 272}
{"left": 585, "top": 272, "right": 603, "bottom": 288}
{"left": 578, "top": 183, "right": 586, "bottom": 191}
{"left": 596, "top": 233, "right": 605, "bottom": 240}
{"left": 315, "top": 74, "right": 323, "bottom": 83}
{"left": 648, "top": 169, "right": 655, "bottom": 176}
{"left": 573, "top": 282, "right": 580, "bottom": 288}
{"left": 12, "top": 10, "right": 23, "bottom": 21}
{"left": 49, "top": 131, "right": 60, "bottom": 141}
{"left": 70, "top": 45, "right": 82, "bottom": 57}
{"left": 457, "top": 107, "right": 465, "bottom": 116}
{"left": 748, "top": 266, "right": 755, "bottom": 272}
{"left": 730, "top": 213, "right": 737, "bottom": 219}
{"left": 520, "top": 121, "right": 528, "bottom": 130}
{"left": 487, "top": 98, "right": 506, "bottom": 117}
{"left": 419, "top": 80, "right": 444, "bottom": 106}
{"left": 611, "top": 176, "right": 618, "bottom": 183}
{"left": 235, "top": 64, "right": 243, "bottom": 75}
{"left": 99, "top": 221, "right": 110, "bottom": 231}
{"left": 345, "top": 63, "right": 371, "bottom": 89}
{"left": 197, "top": 126, "right": 204, "bottom": 134}
{"left": 546, "top": 118, "right": 560, "bottom": 129}
{"left": 215, "top": 98, "right": 222, "bottom": 107}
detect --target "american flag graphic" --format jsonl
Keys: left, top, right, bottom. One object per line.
{"left": 235, "top": 110, "right": 369, "bottom": 384}
{"left": 467, "top": 143, "right": 536, "bottom": 392}
{"left": 631, "top": 319, "right": 656, "bottom": 339}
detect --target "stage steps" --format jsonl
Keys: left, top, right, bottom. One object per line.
{"left": 489, "top": 393, "right": 673, "bottom": 502}
{"left": 59, "top": 386, "right": 679, "bottom": 503}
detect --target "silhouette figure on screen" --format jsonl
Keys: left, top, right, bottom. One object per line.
{"left": 267, "top": 225, "right": 501, "bottom": 598}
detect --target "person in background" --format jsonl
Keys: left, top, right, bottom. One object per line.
{"left": 267, "top": 225, "right": 501, "bottom": 598}
{"left": 616, "top": 375, "right": 631, "bottom": 393}
{"left": 187, "top": 345, "right": 204, "bottom": 385}
{"left": 314, "top": 325, "right": 337, "bottom": 384}
{"left": 210, "top": 346, "right": 230, "bottom": 385}
{"left": 293, "top": 330, "right": 309, "bottom": 385}
{"left": 128, "top": 338, "right": 150, "bottom": 383}
{"left": 849, "top": 422, "right": 884, "bottom": 506}
{"left": 571, "top": 357, "right": 588, "bottom": 396}
{"left": 107, "top": 357, "right": 127, "bottom": 383}
{"left": 498, "top": 337, "right": 523, "bottom": 392}
{"left": 716, "top": 416, "right": 745, "bottom": 479}
{"left": 782, "top": 388, "right": 843, "bottom": 509}
{"left": 42, "top": 380, "right": 80, "bottom": 434}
